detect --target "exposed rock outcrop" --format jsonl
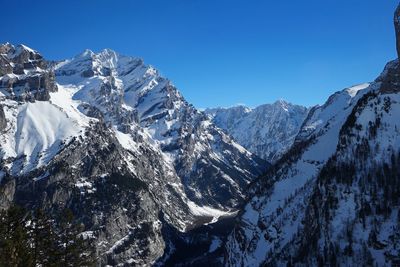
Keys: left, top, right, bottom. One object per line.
{"left": 0, "top": 43, "right": 57, "bottom": 101}
{"left": 395, "top": 4, "right": 400, "bottom": 58}
{"left": 0, "top": 104, "right": 6, "bottom": 131}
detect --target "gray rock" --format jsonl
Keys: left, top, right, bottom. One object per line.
{"left": 0, "top": 104, "right": 6, "bottom": 131}
{"left": 0, "top": 178, "right": 15, "bottom": 210}
{"left": 10, "top": 122, "right": 174, "bottom": 265}
{"left": 0, "top": 43, "right": 57, "bottom": 102}
{"left": 0, "top": 55, "right": 13, "bottom": 76}
{"left": 395, "top": 3, "right": 400, "bottom": 58}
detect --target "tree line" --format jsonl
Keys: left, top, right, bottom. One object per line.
{"left": 0, "top": 206, "right": 95, "bottom": 267}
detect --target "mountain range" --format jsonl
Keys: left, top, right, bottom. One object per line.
{"left": 1, "top": 3, "right": 400, "bottom": 266}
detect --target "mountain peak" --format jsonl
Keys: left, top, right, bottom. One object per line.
{"left": 0, "top": 43, "right": 40, "bottom": 59}
{"left": 207, "top": 100, "right": 309, "bottom": 162}
{"left": 272, "top": 99, "right": 291, "bottom": 111}
{"left": 16, "top": 43, "right": 35, "bottom": 53}
{"left": 0, "top": 42, "right": 14, "bottom": 55}
{"left": 57, "top": 48, "right": 145, "bottom": 78}
{"left": 78, "top": 48, "right": 94, "bottom": 58}
{"left": 99, "top": 48, "right": 117, "bottom": 56}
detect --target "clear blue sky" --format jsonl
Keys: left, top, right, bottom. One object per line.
{"left": 1, "top": 0, "right": 398, "bottom": 108}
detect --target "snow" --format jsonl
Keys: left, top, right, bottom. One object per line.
{"left": 209, "top": 237, "right": 222, "bottom": 253}
{"left": 227, "top": 83, "right": 375, "bottom": 266}
{"left": 206, "top": 100, "right": 309, "bottom": 162}
{"left": 0, "top": 82, "right": 89, "bottom": 175}
{"left": 242, "top": 203, "right": 259, "bottom": 225}
{"left": 346, "top": 83, "right": 370, "bottom": 97}
{"left": 11, "top": 101, "right": 82, "bottom": 173}
{"left": 106, "top": 232, "right": 132, "bottom": 254}
{"left": 49, "top": 84, "right": 93, "bottom": 127}
{"left": 53, "top": 47, "right": 265, "bottom": 232}
{"left": 33, "top": 171, "right": 50, "bottom": 182}
{"left": 186, "top": 200, "right": 237, "bottom": 224}
{"left": 19, "top": 44, "right": 35, "bottom": 53}
{"left": 9, "top": 44, "right": 36, "bottom": 58}
{"left": 114, "top": 129, "right": 141, "bottom": 154}
{"left": 80, "top": 231, "right": 95, "bottom": 240}
{"left": 231, "top": 141, "right": 248, "bottom": 154}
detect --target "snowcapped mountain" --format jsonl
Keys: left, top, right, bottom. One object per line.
{"left": 223, "top": 5, "right": 400, "bottom": 266}
{"left": 205, "top": 101, "right": 309, "bottom": 162}
{"left": 55, "top": 48, "right": 266, "bottom": 210}
{"left": 0, "top": 44, "right": 266, "bottom": 265}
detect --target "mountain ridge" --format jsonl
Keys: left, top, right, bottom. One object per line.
{"left": 206, "top": 100, "right": 309, "bottom": 162}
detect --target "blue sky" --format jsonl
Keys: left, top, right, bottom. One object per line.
{"left": 1, "top": 0, "right": 398, "bottom": 108}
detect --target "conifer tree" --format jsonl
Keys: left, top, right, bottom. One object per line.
{"left": 57, "top": 208, "right": 95, "bottom": 267}
{"left": 30, "top": 208, "right": 59, "bottom": 266}
{"left": 0, "top": 206, "right": 34, "bottom": 267}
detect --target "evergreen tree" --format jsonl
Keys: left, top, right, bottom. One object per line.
{"left": 30, "top": 208, "right": 59, "bottom": 266}
{"left": 0, "top": 206, "right": 34, "bottom": 267}
{"left": 57, "top": 208, "right": 95, "bottom": 267}
{"left": 0, "top": 206, "right": 95, "bottom": 266}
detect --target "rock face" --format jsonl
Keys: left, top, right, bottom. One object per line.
{"left": 395, "top": 4, "right": 400, "bottom": 58}
{"left": 224, "top": 5, "right": 400, "bottom": 266}
{"left": 0, "top": 43, "right": 57, "bottom": 101}
{"left": 206, "top": 101, "right": 309, "bottom": 162}
{"left": 376, "top": 59, "right": 400, "bottom": 93}
{"left": 0, "top": 105, "right": 6, "bottom": 131}
{"left": 7, "top": 122, "right": 173, "bottom": 265}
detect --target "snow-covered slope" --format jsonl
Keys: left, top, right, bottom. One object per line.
{"left": 225, "top": 82, "right": 373, "bottom": 266}
{"left": 0, "top": 44, "right": 85, "bottom": 176}
{"left": 2, "top": 99, "right": 86, "bottom": 174}
{"left": 206, "top": 101, "right": 309, "bottom": 162}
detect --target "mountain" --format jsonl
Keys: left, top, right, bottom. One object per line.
{"left": 55, "top": 48, "right": 267, "bottom": 209}
{"left": 0, "top": 44, "right": 266, "bottom": 265}
{"left": 205, "top": 101, "right": 309, "bottom": 162}
{"left": 224, "top": 5, "right": 400, "bottom": 266}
